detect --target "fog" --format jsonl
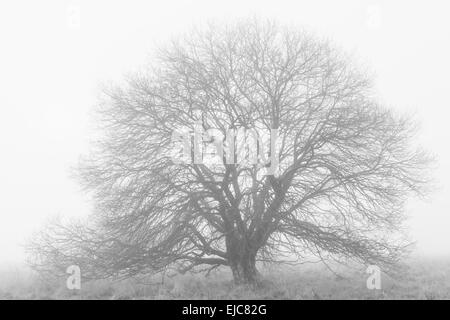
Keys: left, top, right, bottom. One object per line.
{"left": 0, "top": 0, "right": 449, "bottom": 266}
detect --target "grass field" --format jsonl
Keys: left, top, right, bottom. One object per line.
{"left": 1, "top": 256, "right": 450, "bottom": 300}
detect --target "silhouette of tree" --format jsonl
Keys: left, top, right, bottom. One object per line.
{"left": 28, "top": 20, "right": 431, "bottom": 285}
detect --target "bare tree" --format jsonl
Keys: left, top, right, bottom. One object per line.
{"left": 28, "top": 20, "right": 431, "bottom": 285}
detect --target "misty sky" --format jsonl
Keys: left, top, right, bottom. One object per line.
{"left": 0, "top": 0, "right": 449, "bottom": 265}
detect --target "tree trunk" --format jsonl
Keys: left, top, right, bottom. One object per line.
{"left": 226, "top": 230, "right": 261, "bottom": 285}
{"left": 231, "top": 260, "right": 259, "bottom": 285}
{"left": 230, "top": 255, "right": 259, "bottom": 285}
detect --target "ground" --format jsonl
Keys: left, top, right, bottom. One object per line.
{"left": 1, "top": 256, "right": 449, "bottom": 300}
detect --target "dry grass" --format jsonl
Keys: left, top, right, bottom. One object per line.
{"left": 1, "top": 256, "right": 450, "bottom": 300}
